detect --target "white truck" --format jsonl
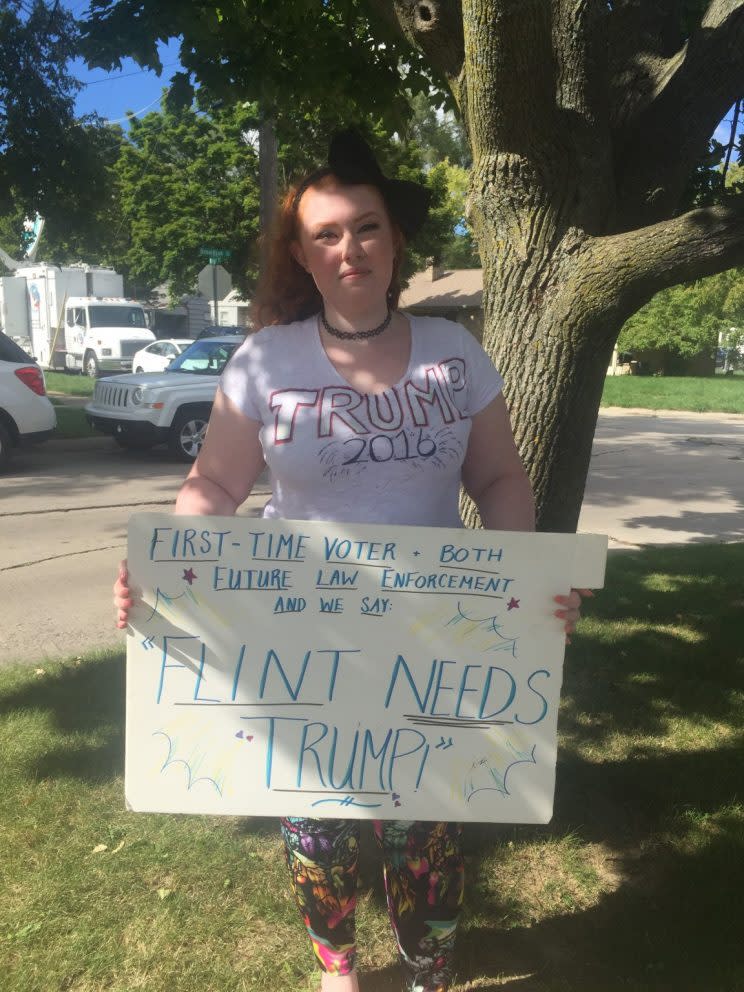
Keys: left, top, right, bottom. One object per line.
{"left": 0, "top": 262, "right": 154, "bottom": 376}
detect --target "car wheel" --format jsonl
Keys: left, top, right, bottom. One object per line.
{"left": 0, "top": 421, "right": 12, "bottom": 472}
{"left": 168, "top": 411, "right": 209, "bottom": 461}
{"left": 84, "top": 351, "right": 100, "bottom": 378}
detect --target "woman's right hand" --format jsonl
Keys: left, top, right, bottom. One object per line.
{"left": 113, "top": 560, "right": 134, "bottom": 629}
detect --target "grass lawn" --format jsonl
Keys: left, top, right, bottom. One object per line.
{"left": 45, "top": 371, "right": 96, "bottom": 397}
{"left": 601, "top": 374, "right": 744, "bottom": 413}
{"left": 45, "top": 367, "right": 744, "bottom": 415}
{"left": 51, "top": 403, "right": 98, "bottom": 439}
{"left": 2, "top": 544, "right": 743, "bottom": 991}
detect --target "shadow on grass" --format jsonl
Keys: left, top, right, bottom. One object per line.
{"left": 558, "top": 544, "right": 744, "bottom": 752}
{"left": 455, "top": 809, "right": 744, "bottom": 991}
{"left": 0, "top": 651, "right": 126, "bottom": 783}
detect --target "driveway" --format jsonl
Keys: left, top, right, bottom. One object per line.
{"left": 1, "top": 407, "right": 742, "bottom": 666}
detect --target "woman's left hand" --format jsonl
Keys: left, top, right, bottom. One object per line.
{"left": 554, "top": 588, "right": 594, "bottom": 644}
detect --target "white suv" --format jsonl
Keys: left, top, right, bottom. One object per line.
{"left": 0, "top": 332, "right": 57, "bottom": 471}
{"left": 85, "top": 335, "right": 243, "bottom": 460}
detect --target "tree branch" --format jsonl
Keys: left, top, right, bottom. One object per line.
{"left": 462, "top": 0, "right": 558, "bottom": 157}
{"left": 613, "top": 0, "right": 744, "bottom": 227}
{"left": 546, "top": 199, "right": 744, "bottom": 338}
{"left": 607, "top": 0, "right": 687, "bottom": 129}
{"left": 551, "top": 0, "right": 615, "bottom": 232}
{"left": 367, "top": 0, "right": 465, "bottom": 87}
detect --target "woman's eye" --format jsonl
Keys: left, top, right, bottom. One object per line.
{"left": 315, "top": 230, "right": 336, "bottom": 241}
{"left": 359, "top": 223, "right": 380, "bottom": 233}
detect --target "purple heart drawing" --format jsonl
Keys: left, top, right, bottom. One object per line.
{"left": 235, "top": 730, "right": 244, "bottom": 739}
{"left": 392, "top": 792, "right": 400, "bottom": 800}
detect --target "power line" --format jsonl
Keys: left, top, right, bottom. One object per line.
{"left": 101, "top": 94, "right": 162, "bottom": 125}
{"left": 81, "top": 60, "right": 180, "bottom": 86}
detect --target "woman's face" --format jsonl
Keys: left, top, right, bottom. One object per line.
{"left": 291, "top": 180, "right": 396, "bottom": 316}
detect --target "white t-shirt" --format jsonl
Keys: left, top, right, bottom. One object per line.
{"left": 219, "top": 313, "right": 504, "bottom": 527}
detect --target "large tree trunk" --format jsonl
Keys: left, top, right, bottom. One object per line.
{"left": 459, "top": 220, "right": 619, "bottom": 532}
{"left": 391, "top": 0, "right": 744, "bottom": 533}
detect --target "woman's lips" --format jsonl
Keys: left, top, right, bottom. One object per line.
{"left": 340, "top": 268, "right": 370, "bottom": 279}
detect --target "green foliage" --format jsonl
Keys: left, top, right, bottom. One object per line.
{"left": 617, "top": 268, "right": 744, "bottom": 358}
{"left": 406, "top": 93, "right": 471, "bottom": 170}
{"left": 82, "top": 0, "right": 438, "bottom": 132}
{"left": 0, "top": 122, "right": 127, "bottom": 270}
{"left": 0, "top": 1, "right": 117, "bottom": 232}
{"left": 113, "top": 99, "right": 261, "bottom": 297}
{"left": 406, "top": 159, "right": 480, "bottom": 271}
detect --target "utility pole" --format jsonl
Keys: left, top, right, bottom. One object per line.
{"left": 258, "top": 115, "right": 278, "bottom": 273}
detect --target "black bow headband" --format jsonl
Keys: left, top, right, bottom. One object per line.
{"left": 293, "top": 129, "right": 431, "bottom": 239}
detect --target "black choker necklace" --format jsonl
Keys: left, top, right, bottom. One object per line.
{"left": 321, "top": 308, "right": 393, "bottom": 341}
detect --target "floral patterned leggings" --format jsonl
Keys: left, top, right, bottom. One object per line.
{"left": 279, "top": 817, "right": 464, "bottom": 992}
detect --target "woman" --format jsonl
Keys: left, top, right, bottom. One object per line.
{"left": 115, "top": 130, "right": 585, "bottom": 992}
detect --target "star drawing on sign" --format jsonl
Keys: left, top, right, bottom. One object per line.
{"left": 507, "top": 597, "right": 520, "bottom": 611}
{"left": 183, "top": 567, "right": 197, "bottom": 585}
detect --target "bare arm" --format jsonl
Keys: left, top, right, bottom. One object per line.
{"left": 175, "top": 387, "right": 266, "bottom": 516}
{"left": 114, "top": 388, "right": 265, "bottom": 628}
{"left": 461, "top": 394, "right": 536, "bottom": 532}
{"left": 462, "top": 396, "right": 591, "bottom": 640}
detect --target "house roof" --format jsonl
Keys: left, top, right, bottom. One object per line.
{"left": 401, "top": 267, "right": 483, "bottom": 310}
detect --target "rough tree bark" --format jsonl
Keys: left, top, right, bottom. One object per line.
{"left": 374, "top": 0, "right": 744, "bottom": 532}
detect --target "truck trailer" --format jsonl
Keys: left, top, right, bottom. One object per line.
{"left": 0, "top": 263, "right": 154, "bottom": 376}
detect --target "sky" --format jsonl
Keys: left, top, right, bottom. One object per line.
{"left": 64, "top": 1, "right": 181, "bottom": 126}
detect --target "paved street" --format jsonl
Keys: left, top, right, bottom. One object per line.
{"left": 578, "top": 407, "right": 744, "bottom": 545}
{"left": 1, "top": 440, "right": 271, "bottom": 665}
{"left": 1, "top": 407, "right": 742, "bottom": 666}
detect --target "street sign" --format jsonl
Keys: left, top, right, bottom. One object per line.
{"left": 197, "top": 263, "right": 232, "bottom": 303}
{"left": 199, "top": 247, "right": 232, "bottom": 263}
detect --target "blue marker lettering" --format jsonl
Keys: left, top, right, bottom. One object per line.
{"left": 297, "top": 722, "right": 329, "bottom": 787}
{"left": 259, "top": 648, "right": 312, "bottom": 701}
{"left": 242, "top": 716, "right": 307, "bottom": 787}
{"left": 149, "top": 526, "right": 173, "bottom": 561}
{"left": 384, "top": 654, "right": 437, "bottom": 712}
{"left": 156, "top": 635, "right": 201, "bottom": 703}
{"left": 193, "top": 641, "right": 219, "bottom": 703}
{"left": 387, "top": 728, "right": 427, "bottom": 790}
{"left": 316, "top": 649, "right": 360, "bottom": 701}
{"left": 328, "top": 726, "right": 360, "bottom": 790}
{"left": 230, "top": 644, "right": 245, "bottom": 701}
{"left": 429, "top": 659, "right": 457, "bottom": 716}
{"left": 359, "top": 728, "right": 393, "bottom": 790}
{"left": 479, "top": 666, "right": 517, "bottom": 719}
{"left": 515, "top": 669, "right": 550, "bottom": 725}
{"left": 455, "top": 664, "right": 483, "bottom": 717}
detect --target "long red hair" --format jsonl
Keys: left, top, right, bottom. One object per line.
{"left": 250, "top": 173, "right": 406, "bottom": 329}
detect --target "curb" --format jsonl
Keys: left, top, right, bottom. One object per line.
{"left": 599, "top": 405, "right": 744, "bottom": 420}
{"left": 48, "top": 436, "right": 112, "bottom": 451}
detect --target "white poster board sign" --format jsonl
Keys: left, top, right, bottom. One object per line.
{"left": 126, "top": 514, "right": 606, "bottom": 824}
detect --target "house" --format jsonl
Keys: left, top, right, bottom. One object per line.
{"left": 208, "top": 288, "right": 252, "bottom": 328}
{"left": 144, "top": 286, "right": 211, "bottom": 339}
{"left": 401, "top": 263, "right": 484, "bottom": 339}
